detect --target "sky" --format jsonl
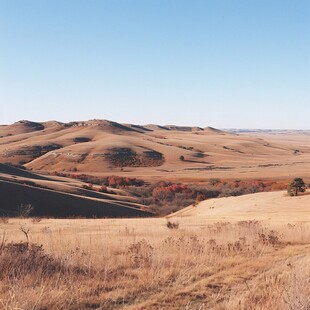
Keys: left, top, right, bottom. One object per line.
{"left": 0, "top": 0, "right": 309, "bottom": 129}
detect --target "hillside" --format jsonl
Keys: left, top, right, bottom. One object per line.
{"left": 0, "top": 163, "right": 151, "bottom": 218}
{"left": 1, "top": 119, "right": 310, "bottom": 181}
{"left": 170, "top": 191, "right": 310, "bottom": 222}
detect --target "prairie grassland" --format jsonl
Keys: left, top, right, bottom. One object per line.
{"left": 0, "top": 218, "right": 310, "bottom": 309}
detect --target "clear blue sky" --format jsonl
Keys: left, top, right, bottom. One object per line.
{"left": 0, "top": 0, "right": 309, "bottom": 129}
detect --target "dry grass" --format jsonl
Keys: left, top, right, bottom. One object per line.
{"left": 0, "top": 218, "right": 310, "bottom": 309}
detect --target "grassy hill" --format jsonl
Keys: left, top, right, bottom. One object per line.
{"left": 1, "top": 119, "right": 310, "bottom": 181}
{"left": 169, "top": 190, "right": 310, "bottom": 222}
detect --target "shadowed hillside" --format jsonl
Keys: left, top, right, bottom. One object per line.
{"left": 0, "top": 180, "right": 151, "bottom": 218}
{"left": 0, "top": 163, "right": 152, "bottom": 218}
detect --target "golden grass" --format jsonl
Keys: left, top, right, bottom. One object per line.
{"left": 0, "top": 218, "right": 310, "bottom": 309}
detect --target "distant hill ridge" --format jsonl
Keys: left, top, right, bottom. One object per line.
{"left": 1, "top": 119, "right": 309, "bottom": 181}
{"left": 1, "top": 119, "right": 222, "bottom": 133}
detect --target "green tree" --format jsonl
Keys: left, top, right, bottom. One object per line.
{"left": 287, "top": 178, "right": 306, "bottom": 196}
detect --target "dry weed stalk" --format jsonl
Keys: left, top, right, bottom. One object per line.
{"left": 19, "top": 224, "right": 30, "bottom": 242}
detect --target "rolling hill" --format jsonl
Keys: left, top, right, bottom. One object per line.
{"left": 0, "top": 163, "right": 152, "bottom": 218}
{"left": 170, "top": 190, "right": 310, "bottom": 222}
{"left": 1, "top": 119, "right": 310, "bottom": 181}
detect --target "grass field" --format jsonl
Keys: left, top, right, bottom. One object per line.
{"left": 1, "top": 206, "right": 310, "bottom": 309}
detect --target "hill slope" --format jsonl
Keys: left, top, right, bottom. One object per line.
{"left": 170, "top": 191, "right": 310, "bottom": 222}
{"left": 0, "top": 163, "right": 151, "bottom": 218}
{"left": 1, "top": 119, "right": 310, "bottom": 181}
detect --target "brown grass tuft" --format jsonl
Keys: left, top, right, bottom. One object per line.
{"left": 0, "top": 242, "right": 64, "bottom": 279}
{"left": 166, "top": 220, "right": 180, "bottom": 229}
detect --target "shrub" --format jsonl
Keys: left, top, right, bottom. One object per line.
{"left": 194, "top": 193, "right": 205, "bottom": 206}
{"left": 97, "top": 185, "right": 108, "bottom": 193}
{"left": 209, "top": 178, "right": 220, "bottom": 186}
{"left": 127, "top": 240, "right": 154, "bottom": 267}
{"left": 166, "top": 220, "right": 179, "bottom": 229}
{"left": 287, "top": 178, "right": 306, "bottom": 196}
{"left": 0, "top": 242, "right": 63, "bottom": 279}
